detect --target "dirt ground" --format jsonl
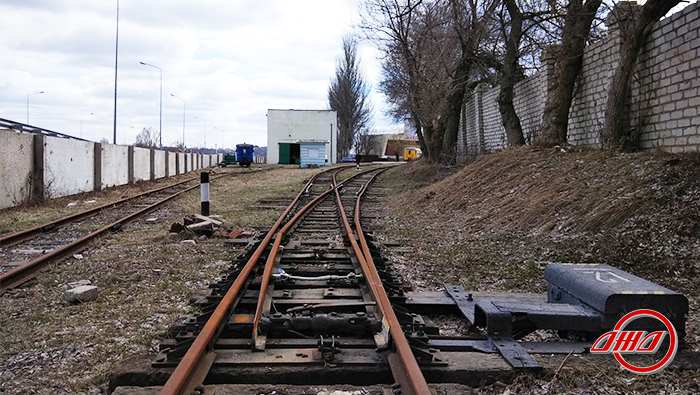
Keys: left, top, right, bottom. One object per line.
{"left": 1, "top": 147, "right": 699, "bottom": 394}
{"left": 369, "top": 146, "right": 700, "bottom": 394}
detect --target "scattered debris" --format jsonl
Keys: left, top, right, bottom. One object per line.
{"left": 67, "top": 280, "right": 92, "bottom": 289}
{"left": 217, "top": 228, "right": 254, "bottom": 239}
{"left": 73, "top": 254, "right": 84, "bottom": 260}
{"left": 181, "top": 239, "right": 196, "bottom": 246}
{"left": 168, "top": 214, "right": 254, "bottom": 241}
{"left": 64, "top": 285, "right": 99, "bottom": 303}
{"left": 169, "top": 222, "right": 185, "bottom": 235}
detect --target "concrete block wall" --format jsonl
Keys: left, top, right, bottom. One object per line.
{"left": 458, "top": 1, "right": 700, "bottom": 156}
{"left": 0, "top": 129, "right": 218, "bottom": 210}
{"left": 513, "top": 70, "right": 547, "bottom": 144}
{"left": 481, "top": 88, "right": 507, "bottom": 152}
{"left": 634, "top": 1, "right": 700, "bottom": 153}
{"left": 567, "top": 33, "right": 621, "bottom": 146}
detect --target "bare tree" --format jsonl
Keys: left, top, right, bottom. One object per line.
{"left": 134, "top": 127, "right": 159, "bottom": 148}
{"left": 601, "top": 0, "right": 680, "bottom": 150}
{"left": 355, "top": 128, "right": 381, "bottom": 156}
{"left": 495, "top": 0, "right": 561, "bottom": 147}
{"left": 362, "top": 0, "right": 498, "bottom": 163}
{"left": 497, "top": 0, "right": 526, "bottom": 146}
{"left": 328, "top": 36, "right": 373, "bottom": 159}
{"left": 99, "top": 137, "right": 110, "bottom": 144}
{"left": 538, "top": 0, "right": 603, "bottom": 147}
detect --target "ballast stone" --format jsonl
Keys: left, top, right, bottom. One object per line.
{"left": 65, "top": 285, "right": 99, "bottom": 303}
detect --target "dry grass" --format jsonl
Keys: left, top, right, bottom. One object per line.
{"left": 368, "top": 147, "right": 700, "bottom": 394}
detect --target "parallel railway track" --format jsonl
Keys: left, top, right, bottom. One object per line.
{"left": 0, "top": 169, "right": 251, "bottom": 294}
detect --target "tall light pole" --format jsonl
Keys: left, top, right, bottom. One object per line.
{"left": 171, "top": 94, "right": 186, "bottom": 149}
{"left": 140, "top": 61, "right": 162, "bottom": 148}
{"left": 81, "top": 112, "right": 93, "bottom": 138}
{"left": 113, "top": 0, "right": 119, "bottom": 144}
{"left": 194, "top": 116, "right": 205, "bottom": 148}
{"left": 26, "top": 91, "right": 44, "bottom": 125}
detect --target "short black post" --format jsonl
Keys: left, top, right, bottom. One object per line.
{"left": 200, "top": 171, "right": 210, "bottom": 216}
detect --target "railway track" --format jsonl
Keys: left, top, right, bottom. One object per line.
{"left": 0, "top": 169, "right": 249, "bottom": 294}
{"left": 105, "top": 164, "right": 689, "bottom": 394}
{"left": 113, "top": 166, "right": 435, "bottom": 394}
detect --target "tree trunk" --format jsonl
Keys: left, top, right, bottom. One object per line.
{"left": 441, "top": 56, "right": 472, "bottom": 157}
{"left": 601, "top": 0, "right": 681, "bottom": 151}
{"left": 539, "top": 0, "right": 602, "bottom": 147}
{"left": 498, "top": 0, "right": 526, "bottom": 147}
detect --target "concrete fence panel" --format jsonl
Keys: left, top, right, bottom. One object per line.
{"left": 44, "top": 135, "right": 94, "bottom": 198}
{"left": 0, "top": 129, "right": 34, "bottom": 209}
{"left": 133, "top": 147, "right": 151, "bottom": 182}
{"left": 168, "top": 152, "right": 177, "bottom": 176}
{"left": 153, "top": 149, "right": 167, "bottom": 179}
{"left": 101, "top": 143, "right": 129, "bottom": 189}
{"left": 178, "top": 152, "right": 186, "bottom": 174}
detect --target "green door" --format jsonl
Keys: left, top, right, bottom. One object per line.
{"left": 279, "top": 143, "right": 291, "bottom": 164}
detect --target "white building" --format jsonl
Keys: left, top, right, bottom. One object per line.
{"left": 267, "top": 109, "right": 337, "bottom": 165}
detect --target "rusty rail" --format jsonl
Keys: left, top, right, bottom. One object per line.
{"left": 0, "top": 181, "right": 209, "bottom": 294}
{"left": 0, "top": 171, "right": 238, "bottom": 294}
{"left": 333, "top": 170, "right": 434, "bottom": 395}
{"left": 0, "top": 176, "right": 198, "bottom": 247}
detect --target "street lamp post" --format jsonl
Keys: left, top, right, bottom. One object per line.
{"left": 113, "top": 0, "right": 119, "bottom": 144}
{"left": 171, "top": 94, "right": 186, "bottom": 149}
{"left": 140, "top": 61, "right": 162, "bottom": 148}
{"left": 26, "top": 91, "right": 44, "bottom": 125}
{"left": 81, "top": 112, "right": 93, "bottom": 138}
{"left": 194, "top": 116, "right": 205, "bottom": 149}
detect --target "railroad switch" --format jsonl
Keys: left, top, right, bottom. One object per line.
{"left": 441, "top": 263, "right": 688, "bottom": 369}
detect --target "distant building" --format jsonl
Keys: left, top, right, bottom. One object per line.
{"left": 365, "top": 132, "right": 420, "bottom": 159}
{"left": 267, "top": 109, "right": 337, "bottom": 165}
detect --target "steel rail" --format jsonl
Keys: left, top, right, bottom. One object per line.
{"left": 333, "top": 170, "right": 434, "bottom": 395}
{"left": 0, "top": 180, "right": 209, "bottom": 294}
{"left": 157, "top": 168, "right": 338, "bottom": 395}
{"left": 0, "top": 176, "right": 200, "bottom": 247}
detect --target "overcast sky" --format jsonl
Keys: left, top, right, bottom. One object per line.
{"left": 0, "top": 0, "right": 394, "bottom": 149}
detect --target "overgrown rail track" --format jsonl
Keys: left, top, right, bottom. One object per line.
{"left": 0, "top": 169, "right": 252, "bottom": 294}
{"left": 125, "top": 166, "right": 436, "bottom": 395}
